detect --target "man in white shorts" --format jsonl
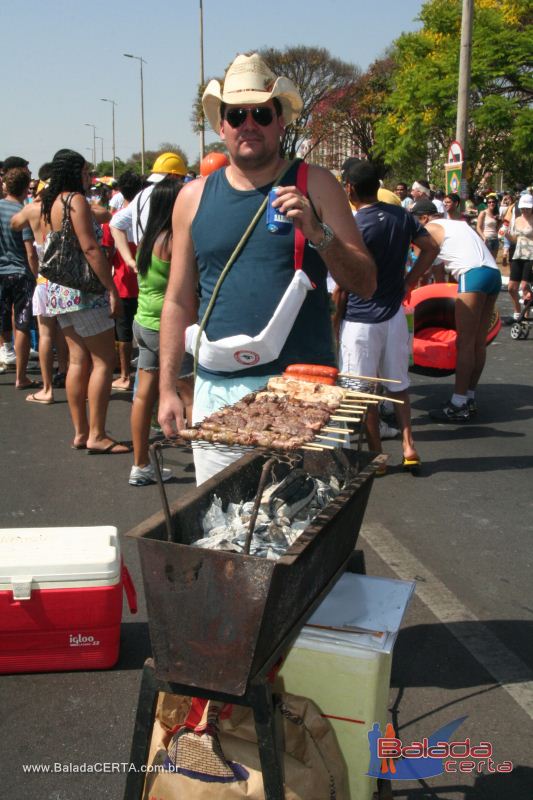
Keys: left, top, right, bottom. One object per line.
{"left": 339, "top": 161, "right": 438, "bottom": 471}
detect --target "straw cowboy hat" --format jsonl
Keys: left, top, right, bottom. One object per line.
{"left": 202, "top": 52, "right": 303, "bottom": 133}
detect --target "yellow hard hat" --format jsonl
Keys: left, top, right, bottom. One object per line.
{"left": 150, "top": 152, "right": 187, "bottom": 177}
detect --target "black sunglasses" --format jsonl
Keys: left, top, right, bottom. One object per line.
{"left": 224, "top": 107, "right": 275, "bottom": 129}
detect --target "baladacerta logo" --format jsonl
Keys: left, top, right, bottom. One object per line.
{"left": 367, "top": 717, "right": 513, "bottom": 779}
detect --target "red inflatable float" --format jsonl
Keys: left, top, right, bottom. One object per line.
{"left": 409, "top": 283, "right": 501, "bottom": 376}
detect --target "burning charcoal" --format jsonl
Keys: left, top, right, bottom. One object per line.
{"left": 268, "top": 469, "right": 316, "bottom": 520}
{"left": 329, "top": 476, "right": 341, "bottom": 494}
{"left": 202, "top": 495, "right": 227, "bottom": 534}
{"left": 266, "top": 521, "right": 289, "bottom": 545}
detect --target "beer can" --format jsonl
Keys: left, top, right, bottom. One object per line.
{"left": 266, "top": 188, "right": 293, "bottom": 234}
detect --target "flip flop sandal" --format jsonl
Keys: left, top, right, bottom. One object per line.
{"left": 87, "top": 440, "right": 131, "bottom": 455}
{"left": 402, "top": 455, "right": 421, "bottom": 475}
{"left": 71, "top": 441, "right": 87, "bottom": 450}
{"left": 26, "top": 393, "right": 54, "bottom": 405}
{"left": 374, "top": 464, "right": 387, "bottom": 477}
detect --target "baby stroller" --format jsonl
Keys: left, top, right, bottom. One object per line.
{"left": 510, "top": 289, "right": 532, "bottom": 340}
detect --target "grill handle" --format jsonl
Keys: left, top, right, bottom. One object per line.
{"left": 149, "top": 441, "right": 174, "bottom": 542}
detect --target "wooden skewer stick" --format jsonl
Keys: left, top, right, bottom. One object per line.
{"left": 338, "top": 372, "right": 402, "bottom": 384}
{"left": 340, "top": 403, "right": 369, "bottom": 409}
{"left": 345, "top": 390, "right": 404, "bottom": 405}
{"left": 303, "top": 442, "right": 334, "bottom": 450}
{"left": 316, "top": 434, "right": 345, "bottom": 443}
{"left": 323, "top": 426, "right": 354, "bottom": 434}
{"left": 331, "top": 415, "right": 361, "bottom": 422}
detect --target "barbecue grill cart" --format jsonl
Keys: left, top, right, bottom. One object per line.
{"left": 124, "top": 446, "right": 384, "bottom": 800}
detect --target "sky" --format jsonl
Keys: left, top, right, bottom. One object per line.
{"left": 1, "top": 0, "right": 424, "bottom": 174}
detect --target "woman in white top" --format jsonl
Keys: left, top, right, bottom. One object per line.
{"left": 409, "top": 199, "right": 502, "bottom": 422}
{"left": 476, "top": 197, "right": 500, "bottom": 258}
{"left": 508, "top": 194, "right": 533, "bottom": 319}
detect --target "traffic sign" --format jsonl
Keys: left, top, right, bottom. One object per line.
{"left": 447, "top": 140, "right": 464, "bottom": 164}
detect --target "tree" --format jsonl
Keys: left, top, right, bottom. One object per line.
{"left": 94, "top": 158, "right": 127, "bottom": 177}
{"left": 126, "top": 143, "right": 189, "bottom": 175}
{"left": 191, "top": 46, "right": 360, "bottom": 160}
{"left": 308, "top": 56, "right": 395, "bottom": 177}
{"left": 373, "top": 0, "right": 533, "bottom": 189}
{"left": 258, "top": 46, "right": 360, "bottom": 159}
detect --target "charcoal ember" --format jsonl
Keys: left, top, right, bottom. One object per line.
{"left": 202, "top": 495, "right": 226, "bottom": 534}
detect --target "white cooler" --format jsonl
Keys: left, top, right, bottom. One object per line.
{"left": 0, "top": 526, "right": 137, "bottom": 674}
{"left": 275, "top": 573, "right": 415, "bottom": 800}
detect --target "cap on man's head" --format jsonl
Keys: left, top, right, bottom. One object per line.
{"left": 202, "top": 52, "right": 303, "bottom": 132}
{"left": 411, "top": 199, "right": 438, "bottom": 216}
{"left": 518, "top": 193, "right": 533, "bottom": 209}
{"left": 3, "top": 156, "right": 29, "bottom": 171}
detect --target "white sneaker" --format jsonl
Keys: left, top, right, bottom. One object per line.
{"left": 379, "top": 420, "right": 400, "bottom": 439}
{"left": 129, "top": 463, "right": 172, "bottom": 486}
{"left": 0, "top": 344, "right": 16, "bottom": 365}
{"left": 0, "top": 362, "right": 6, "bottom": 374}
{"left": 29, "top": 348, "right": 39, "bottom": 360}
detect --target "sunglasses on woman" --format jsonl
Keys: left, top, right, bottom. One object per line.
{"left": 224, "top": 107, "right": 276, "bottom": 129}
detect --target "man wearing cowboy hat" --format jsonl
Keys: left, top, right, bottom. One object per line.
{"left": 158, "top": 52, "right": 376, "bottom": 483}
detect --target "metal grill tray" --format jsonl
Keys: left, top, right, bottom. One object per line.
{"left": 126, "top": 447, "right": 382, "bottom": 695}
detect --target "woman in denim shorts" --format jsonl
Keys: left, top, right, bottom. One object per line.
{"left": 41, "top": 149, "right": 129, "bottom": 453}
{"left": 129, "top": 179, "right": 195, "bottom": 486}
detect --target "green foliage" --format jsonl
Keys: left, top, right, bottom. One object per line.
{"left": 373, "top": 0, "right": 533, "bottom": 189}
{"left": 94, "top": 158, "right": 127, "bottom": 177}
{"left": 126, "top": 144, "right": 189, "bottom": 176}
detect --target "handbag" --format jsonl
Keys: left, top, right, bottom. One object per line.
{"left": 40, "top": 192, "right": 106, "bottom": 294}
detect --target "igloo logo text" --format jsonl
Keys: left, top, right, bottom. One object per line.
{"left": 69, "top": 633, "right": 100, "bottom": 647}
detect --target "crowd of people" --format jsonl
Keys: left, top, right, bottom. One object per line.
{"left": 1, "top": 52, "right": 531, "bottom": 486}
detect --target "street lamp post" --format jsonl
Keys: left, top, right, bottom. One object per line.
{"left": 84, "top": 123, "right": 97, "bottom": 172}
{"left": 123, "top": 53, "right": 146, "bottom": 174}
{"left": 101, "top": 98, "right": 117, "bottom": 178}
{"left": 199, "top": 0, "right": 205, "bottom": 162}
{"left": 96, "top": 136, "right": 104, "bottom": 165}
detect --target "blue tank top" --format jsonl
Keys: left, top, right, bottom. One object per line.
{"left": 191, "top": 161, "right": 336, "bottom": 378}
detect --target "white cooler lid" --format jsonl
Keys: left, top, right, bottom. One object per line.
{"left": 0, "top": 527, "right": 120, "bottom": 588}
{"left": 300, "top": 573, "right": 416, "bottom": 654}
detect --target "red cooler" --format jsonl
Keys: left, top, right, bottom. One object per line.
{"left": 0, "top": 526, "right": 137, "bottom": 674}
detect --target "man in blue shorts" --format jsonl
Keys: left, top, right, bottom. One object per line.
{"left": 409, "top": 199, "right": 502, "bottom": 421}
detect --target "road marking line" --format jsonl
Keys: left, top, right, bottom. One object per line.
{"left": 361, "top": 522, "right": 533, "bottom": 721}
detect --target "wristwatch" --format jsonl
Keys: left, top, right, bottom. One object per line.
{"left": 308, "top": 222, "right": 335, "bottom": 252}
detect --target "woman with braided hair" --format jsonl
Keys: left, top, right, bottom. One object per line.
{"left": 40, "top": 149, "right": 130, "bottom": 453}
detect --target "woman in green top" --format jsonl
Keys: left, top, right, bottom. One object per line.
{"left": 129, "top": 179, "right": 192, "bottom": 486}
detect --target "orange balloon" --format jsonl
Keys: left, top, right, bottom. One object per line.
{"left": 200, "top": 152, "right": 229, "bottom": 177}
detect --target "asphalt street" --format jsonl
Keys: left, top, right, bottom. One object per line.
{"left": 0, "top": 290, "right": 531, "bottom": 800}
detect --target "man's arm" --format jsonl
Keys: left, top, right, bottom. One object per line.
{"left": 405, "top": 232, "right": 440, "bottom": 290}
{"left": 110, "top": 203, "right": 137, "bottom": 269}
{"left": 274, "top": 166, "right": 377, "bottom": 298}
{"left": 158, "top": 181, "right": 202, "bottom": 437}
{"left": 110, "top": 226, "right": 137, "bottom": 270}
{"left": 10, "top": 203, "right": 38, "bottom": 234}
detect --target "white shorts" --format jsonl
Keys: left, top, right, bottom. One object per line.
{"left": 339, "top": 306, "right": 410, "bottom": 392}
{"left": 32, "top": 283, "right": 51, "bottom": 317}
{"left": 192, "top": 373, "right": 274, "bottom": 486}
